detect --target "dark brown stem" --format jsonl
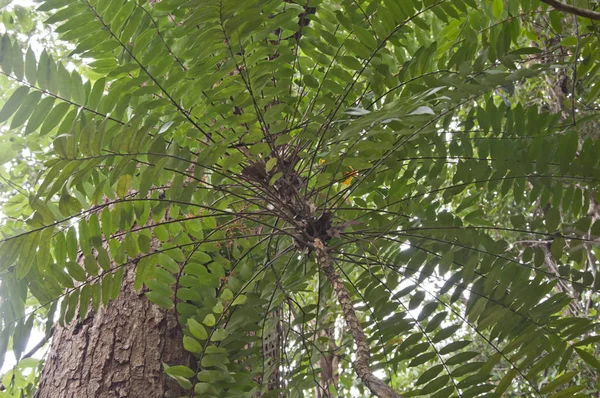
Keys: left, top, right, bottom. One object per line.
{"left": 540, "top": 0, "right": 600, "bottom": 20}
{"left": 313, "top": 238, "right": 402, "bottom": 398}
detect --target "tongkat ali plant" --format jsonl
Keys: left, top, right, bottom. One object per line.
{"left": 0, "top": 0, "right": 599, "bottom": 397}
{"left": 240, "top": 150, "right": 401, "bottom": 397}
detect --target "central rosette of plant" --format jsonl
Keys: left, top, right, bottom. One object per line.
{"left": 241, "top": 151, "right": 335, "bottom": 250}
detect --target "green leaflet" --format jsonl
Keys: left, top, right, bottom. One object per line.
{"left": 0, "top": 86, "right": 30, "bottom": 123}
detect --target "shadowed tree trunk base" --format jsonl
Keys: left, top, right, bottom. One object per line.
{"left": 35, "top": 267, "right": 192, "bottom": 398}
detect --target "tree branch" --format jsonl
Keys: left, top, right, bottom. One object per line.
{"left": 313, "top": 238, "right": 402, "bottom": 398}
{"left": 540, "top": 0, "right": 600, "bottom": 20}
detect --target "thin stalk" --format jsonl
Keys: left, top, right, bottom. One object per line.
{"left": 312, "top": 238, "right": 402, "bottom": 398}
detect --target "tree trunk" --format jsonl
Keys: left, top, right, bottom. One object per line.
{"left": 35, "top": 266, "right": 192, "bottom": 398}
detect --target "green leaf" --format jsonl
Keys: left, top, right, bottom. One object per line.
{"left": 549, "top": 11, "right": 563, "bottom": 34}
{"left": 183, "top": 335, "right": 203, "bottom": 354}
{"left": 415, "top": 365, "right": 443, "bottom": 386}
{"left": 70, "top": 70, "right": 85, "bottom": 105}
{"left": 11, "top": 91, "right": 42, "bottom": 130}
{"left": 158, "top": 253, "right": 179, "bottom": 273}
{"left": 37, "top": 50, "right": 52, "bottom": 90}
{"left": 439, "top": 340, "right": 471, "bottom": 355}
{"left": 495, "top": 368, "right": 517, "bottom": 395}
{"left": 353, "top": 25, "right": 377, "bottom": 50}
{"left": 303, "top": 74, "right": 319, "bottom": 88}
{"left": 79, "top": 284, "right": 91, "bottom": 320}
{"left": 16, "top": 232, "right": 40, "bottom": 279}
{"left": 409, "top": 291, "right": 426, "bottom": 310}
{"left": 0, "top": 86, "right": 30, "bottom": 123}
{"left": 492, "top": 0, "right": 504, "bottom": 19}
{"left": 65, "top": 261, "right": 87, "bottom": 282}
{"left": 83, "top": 256, "right": 98, "bottom": 276}
{"left": 11, "top": 40, "right": 24, "bottom": 80}
{"left": 340, "top": 56, "right": 363, "bottom": 70}
{"left": 112, "top": 267, "right": 124, "bottom": 299}
{"left": 116, "top": 174, "right": 132, "bottom": 199}
{"left": 560, "top": 36, "right": 577, "bottom": 47}
{"left": 433, "top": 325, "right": 460, "bottom": 343}
{"left": 344, "top": 38, "right": 371, "bottom": 59}
{"left": 417, "top": 302, "right": 438, "bottom": 321}
{"left": 265, "top": 157, "right": 278, "bottom": 173}
{"left": 574, "top": 347, "right": 600, "bottom": 370}
{"left": 101, "top": 207, "right": 113, "bottom": 238}
{"left": 13, "top": 316, "right": 33, "bottom": 360}
{"left": 201, "top": 352, "right": 228, "bottom": 368}
{"left": 420, "top": 375, "right": 450, "bottom": 395}
{"left": 203, "top": 314, "right": 216, "bottom": 327}
{"left": 88, "top": 77, "right": 105, "bottom": 109}
{"left": 145, "top": 279, "right": 172, "bottom": 297}
{"left": 0, "top": 33, "right": 12, "bottom": 74}
{"left": 25, "top": 96, "right": 56, "bottom": 135}
{"left": 551, "top": 237, "right": 565, "bottom": 261}
{"left": 221, "top": 288, "right": 233, "bottom": 301}
{"left": 188, "top": 318, "right": 208, "bottom": 340}
{"left": 548, "top": 385, "right": 585, "bottom": 398}
{"left": 37, "top": 0, "right": 72, "bottom": 11}
{"left": 40, "top": 102, "right": 70, "bottom": 136}
{"left": 209, "top": 329, "right": 229, "bottom": 342}
{"left": 540, "top": 371, "right": 578, "bottom": 394}
{"left": 145, "top": 290, "right": 174, "bottom": 309}
{"left": 546, "top": 207, "right": 560, "bottom": 231}
{"left": 231, "top": 294, "right": 247, "bottom": 306}
{"left": 25, "top": 46, "right": 36, "bottom": 85}
{"left": 0, "top": 327, "right": 11, "bottom": 370}
{"left": 164, "top": 365, "right": 195, "bottom": 378}
{"left": 425, "top": 312, "right": 447, "bottom": 332}
{"left": 123, "top": 232, "right": 139, "bottom": 258}
{"left": 64, "top": 289, "right": 79, "bottom": 324}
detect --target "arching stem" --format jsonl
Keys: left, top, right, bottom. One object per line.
{"left": 313, "top": 238, "right": 402, "bottom": 398}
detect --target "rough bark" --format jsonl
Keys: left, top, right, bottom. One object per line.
{"left": 313, "top": 238, "right": 401, "bottom": 398}
{"left": 35, "top": 266, "right": 192, "bottom": 398}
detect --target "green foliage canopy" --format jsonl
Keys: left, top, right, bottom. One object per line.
{"left": 0, "top": 0, "right": 599, "bottom": 396}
